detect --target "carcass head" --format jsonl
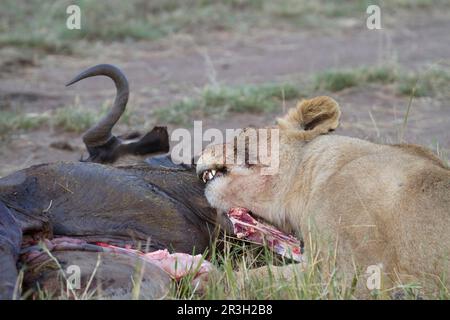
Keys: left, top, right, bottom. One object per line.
{"left": 66, "top": 64, "right": 170, "bottom": 164}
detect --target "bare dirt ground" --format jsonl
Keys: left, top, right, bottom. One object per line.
{"left": 0, "top": 11, "right": 449, "bottom": 177}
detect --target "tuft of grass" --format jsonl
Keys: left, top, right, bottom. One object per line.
{"left": 396, "top": 69, "right": 450, "bottom": 97}
{"left": 0, "top": 111, "right": 48, "bottom": 137}
{"left": 314, "top": 70, "right": 360, "bottom": 92}
{"left": 314, "top": 66, "right": 450, "bottom": 97}
{"left": 154, "top": 83, "right": 303, "bottom": 125}
{"left": 52, "top": 106, "right": 98, "bottom": 133}
{"left": 314, "top": 66, "right": 398, "bottom": 92}
{"left": 365, "top": 67, "right": 398, "bottom": 84}
{"left": 167, "top": 233, "right": 444, "bottom": 300}
{"left": 0, "top": 98, "right": 134, "bottom": 138}
{"left": 51, "top": 99, "right": 134, "bottom": 133}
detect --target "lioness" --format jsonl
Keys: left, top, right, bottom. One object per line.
{"left": 197, "top": 96, "right": 450, "bottom": 295}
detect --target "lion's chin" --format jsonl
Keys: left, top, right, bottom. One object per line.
{"left": 204, "top": 176, "right": 232, "bottom": 210}
{"left": 204, "top": 178, "right": 279, "bottom": 230}
{"left": 203, "top": 177, "right": 304, "bottom": 262}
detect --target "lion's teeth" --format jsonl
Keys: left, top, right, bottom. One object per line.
{"left": 202, "top": 169, "right": 218, "bottom": 183}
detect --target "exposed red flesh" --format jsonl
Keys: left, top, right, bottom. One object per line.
{"left": 227, "top": 207, "right": 304, "bottom": 262}
{"left": 20, "top": 209, "right": 303, "bottom": 288}
{"left": 20, "top": 237, "right": 212, "bottom": 283}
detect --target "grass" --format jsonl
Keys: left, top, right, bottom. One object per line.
{"left": 154, "top": 83, "right": 303, "bottom": 125}
{"left": 52, "top": 106, "right": 98, "bottom": 133}
{"left": 433, "top": 141, "right": 450, "bottom": 167}
{"left": 2, "top": 0, "right": 448, "bottom": 53}
{"left": 16, "top": 234, "right": 449, "bottom": 300}
{"left": 0, "top": 98, "right": 134, "bottom": 137}
{"left": 154, "top": 65, "right": 450, "bottom": 126}
{"left": 314, "top": 66, "right": 399, "bottom": 92}
{"left": 172, "top": 234, "right": 449, "bottom": 300}
{"left": 313, "top": 66, "right": 450, "bottom": 97}
{"left": 0, "top": 107, "right": 95, "bottom": 137}
{"left": 2, "top": 65, "right": 448, "bottom": 134}
{"left": 171, "top": 237, "right": 355, "bottom": 300}
{"left": 52, "top": 98, "right": 133, "bottom": 133}
{"left": 0, "top": 111, "right": 48, "bottom": 137}
{"left": 314, "top": 70, "right": 361, "bottom": 92}
{"left": 0, "top": 106, "right": 95, "bottom": 137}
{"left": 190, "top": 233, "right": 362, "bottom": 300}
{"left": 396, "top": 69, "right": 450, "bottom": 97}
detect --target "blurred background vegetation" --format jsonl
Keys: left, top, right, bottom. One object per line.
{"left": 2, "top": 0, "right": 449, "bottom": 52}
{"left": 0, "top": 0, "right": 449, "bottom": 174}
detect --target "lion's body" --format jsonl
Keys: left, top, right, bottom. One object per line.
{"left": 197, "top": 96, "right": 450, "bottom": 294}
{"left": 284, "top": 135, "right": 450, "bottom": 289}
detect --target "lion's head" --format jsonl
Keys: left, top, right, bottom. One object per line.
{"left": 197, "top": 96, "right": 341, "bottom": 233}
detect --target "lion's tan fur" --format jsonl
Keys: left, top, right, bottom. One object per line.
{"left": 197, "top": 96, "right": 450, "bottom": 294}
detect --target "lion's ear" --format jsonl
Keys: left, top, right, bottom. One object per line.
{"left": 277, "top": 96, "right": 341, "bottom": 140}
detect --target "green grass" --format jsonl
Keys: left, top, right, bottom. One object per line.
{"left": 313, "top": 66, "right": 450, "bottom": 97}
{"left": 0, "top": 111, "right": 48, "bottom": 137}
{"left": 314, "top": 70, "right": 360, "bottom": 92}
{"left": 2, "top": 0, "right": 448, "bottom": 52}
{"left": 52, "top": 106, "right": 98, "bottom": 133}
{"left": 0, "top": 106, "right": 96, "bottom": 136}
{"left": 0, "top": 112, "right": 45, "bottom": 136}
{"left": 0, "top": 98, "right": 134, "bottom": 137}
{"left": 17, "top": 234, "right": 448, "bottom": 300}
{"left": 365, "top": 67, "right": 398, "bottom": 84}
{"left": 169, "top": 235, "right": 449, "bottom": 300}
{"left": 154, "top": 83, "right": 303, "bottom": 125}
{"left": 314, "top": 66, "right": 398, "bottom": 92}
{"left": 2, "top": 66, "right": 448, "bottom": 136}
{"left": 396, "top": 69, "right": 450, "bottom": 97}
{"left": 0, "top": 107, "right": 95, "bottom": 136}
{"left": 52, "top": 98, "right": 135, "bottom": 133}
{"left": 150, "top": 66, "right": 450, "bottom": 126}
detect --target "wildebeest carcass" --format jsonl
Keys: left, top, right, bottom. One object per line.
{"left": 0, "top": 65, "right": 219, "bottom": 299}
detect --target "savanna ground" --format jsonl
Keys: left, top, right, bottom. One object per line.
{"left": 1, "top": 0, "right": 450, "bottom": 299}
